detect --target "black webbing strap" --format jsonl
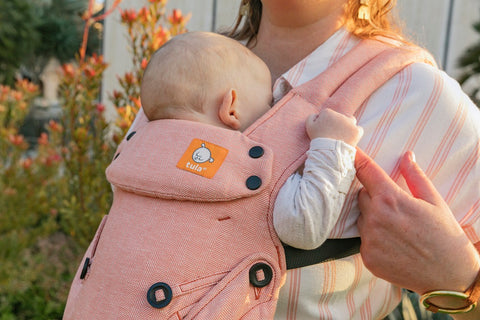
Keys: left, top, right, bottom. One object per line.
{"left": 284, "top": 237, "right": 361, "bottom": 269}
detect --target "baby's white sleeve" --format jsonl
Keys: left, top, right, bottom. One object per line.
{"left": 273, "top": 138, "right": 356, "bottom": 250}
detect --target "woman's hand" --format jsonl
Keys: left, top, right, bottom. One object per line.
{"left": 355, "top": 149, "right": 480, "bottom": 298}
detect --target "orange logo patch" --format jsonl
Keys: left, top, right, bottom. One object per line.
{"left": 176, "top": 139, "right": 229, "bottom": 178}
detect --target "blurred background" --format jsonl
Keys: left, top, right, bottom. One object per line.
{"left": 0, "top": 0, "right": 479, "bottom": 319}
{"left": 102, "top": 0, "right": 480, "bottom": 111}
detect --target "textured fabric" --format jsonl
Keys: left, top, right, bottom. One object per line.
{"left": 64, "top": 35, "right": 440, "bottom": 319}
{"left": 273, "top": 138, "right": 356, "bottom": 250}
{"left": 273, "top": 28, "right": 480, "bottom": 320}
{"left": 64, "top": 121, "right": 285, "bottom": 320}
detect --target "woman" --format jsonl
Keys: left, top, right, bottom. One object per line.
{"left": 226, "top": 0, "right": 480, "bottom": 319}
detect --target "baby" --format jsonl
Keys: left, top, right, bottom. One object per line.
{"left": 63, "top": 31, "right": 364, "bottom": 318}
{"left": 141, "top": 31, "right": 363, "bottom": 250}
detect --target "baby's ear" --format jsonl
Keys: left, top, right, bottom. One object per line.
{"left": 218, "top": 89, "right": 241, "bottom": 130}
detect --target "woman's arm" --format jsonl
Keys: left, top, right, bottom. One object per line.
{"left": 355, "top": 148, "right": 480, "bottom": 318}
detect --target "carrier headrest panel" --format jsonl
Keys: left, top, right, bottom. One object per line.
{"left": 106, "top": 119, "right": 274, "bottom": 201}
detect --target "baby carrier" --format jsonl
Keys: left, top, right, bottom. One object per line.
{"left": 64, "top": 39, "right": 434, "bottom": 319}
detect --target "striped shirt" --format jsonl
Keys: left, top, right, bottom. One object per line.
{"left": 272, "top": 28, "right": 480, "bottom": 320}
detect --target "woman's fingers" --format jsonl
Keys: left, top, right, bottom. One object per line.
{"left": 399, "top": 151, "right": 444, "bottom": 206}
{"left": 354, "top": 148, "right": 400, "bottom": 197}
{"left": 355, "top": 148, "right": 480, "bottom": 294}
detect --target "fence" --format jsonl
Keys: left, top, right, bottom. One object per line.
{"left": 101, "top": 0, "right": 480, "bottom": 110}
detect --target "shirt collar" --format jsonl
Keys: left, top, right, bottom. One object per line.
{"left": 272, "top": 27, "right": 352, "bottom": 103}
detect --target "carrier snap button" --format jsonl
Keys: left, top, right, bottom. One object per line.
{"left": 249, "top": 263, "right": 273, "bottom": 288}
{"left": 126, "top": 131, "right": 136, "bottom": 141}
{"left": 246, "top": 176, "right": 262, "bottom": 190}
{"left": 249, "top": 146, "right": 264, "bottom": 158}
{"left": 79, "top": 257, "right": 90, "bottom": 279}
{"left": 147, "top": 282, "right": 173, "bottom": 309}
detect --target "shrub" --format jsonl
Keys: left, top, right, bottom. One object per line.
{"left": 458, "top": 14, "right": 480, "bottom": 106}
{"left": 0, "top": 0, "right": 189, "bottom": 318}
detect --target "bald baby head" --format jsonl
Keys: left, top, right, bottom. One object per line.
{"left": 141, "top": 32, "right": 258, "bottom": 120}
{"left": 140, "top": 31, "right": 273, "bottom": 131}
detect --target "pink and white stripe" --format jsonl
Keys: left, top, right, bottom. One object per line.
{"left": 273, "top": 27, "right": 480, "bottom": 320}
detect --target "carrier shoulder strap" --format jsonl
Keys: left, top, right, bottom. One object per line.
{"left": 294, "top": 39, "right": 436, "bottom": 116}
{"left": 247, "top": 39, "right": 436, "bottom": 270}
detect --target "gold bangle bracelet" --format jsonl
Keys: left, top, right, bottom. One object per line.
{"left": 420, "top": 290, "right": 476, "bottom": 314}
{"left": 420, "top": 263, "right": 480, "bottom": 314}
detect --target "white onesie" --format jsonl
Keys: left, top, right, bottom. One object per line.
{"left": 273, "top": 137, "right": 356, "bottom": 250}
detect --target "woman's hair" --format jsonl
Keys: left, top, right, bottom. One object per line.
{"left": 225, "top": 0, "right": 410, "bottom": 46}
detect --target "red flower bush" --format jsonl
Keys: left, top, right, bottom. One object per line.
{"left": 0, "top": 0, "right": 189, "bottom": 318}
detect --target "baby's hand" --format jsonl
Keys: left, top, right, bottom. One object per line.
{"left": 306, "top": 108, "right": 363, "bottom": 146}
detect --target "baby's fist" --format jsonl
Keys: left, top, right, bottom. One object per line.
{"left": 306, "top": 108, "right": 363, "bottom": 146}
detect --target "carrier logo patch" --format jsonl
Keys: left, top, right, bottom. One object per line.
{"left": 177, "top": 139, "right": 228, "bottom": 178}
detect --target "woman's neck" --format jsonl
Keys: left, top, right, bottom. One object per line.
{"left": 250, "top": 2, "right": 347, "bottom": 81}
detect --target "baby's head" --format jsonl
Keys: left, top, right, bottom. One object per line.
{"left": 140, "top": 31, "right": 272, "bottom": 131}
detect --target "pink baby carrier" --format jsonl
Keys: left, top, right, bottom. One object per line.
{"left": 64, "top": 40, "right": 434, "bottom": 319}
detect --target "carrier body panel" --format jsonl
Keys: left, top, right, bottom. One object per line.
{"left": 64, "top": 40, "right": 434, "bottom": 319}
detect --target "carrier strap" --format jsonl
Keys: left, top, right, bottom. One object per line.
{"left": 285, "top": 238, "right": 361, "bottom": 270}
{"left": 294, "top": 39, "right": 436, "bottom": 116}
{"left": 283, "top": 40, "right": 435, "bottom": 269}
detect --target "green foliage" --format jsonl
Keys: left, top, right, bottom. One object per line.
{"left": 56, "top": 54, "right": 113, "bottom": 245}
{"left": 0, "top": 0, "right": 39, "bottom": 85}
{"left": 0, "top": 0, "right": 102, "bottom": 85}
{"left": 0, "top": 81, "right": 67, "bottom": 319}
{"left": 0, "top": 1, "right": 189, "bottom": 318}
{"left": 112, "top": 2, "right": 190, "bottom": 129}
{"left": 458, "top": 16, "right": 480, "bottom": 106}
{"left": 35, "top": 14, "right": 81, "bottom": 63}
{"left": 0, "top": 57, "right": 114, "bottom": 320}
{"left": 33, "top": 0, "right": 102, "bottom": 64}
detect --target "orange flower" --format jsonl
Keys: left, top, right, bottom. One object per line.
{"left": 16, "top": 79, "right": 38, "bottom": 93}
{"left": 22, "top": 158, "right": 33, "bottom": 170}
{"left": 0, "top": 85, "right": 10, "bottom": 97}
{"left": 89, "top": 53, "right": 104, "bottom": 65}
{"left": 120, "top": 8, "right": 137, "bottom": 23}
{"left": 168, "top": 9, "right": 191, "bottom": 26}
{"left": 18, "top": 101, "right": 27, "bottom": 110}
{"left": 130, "top": 96, "right": 141, "bottom": 109}
{"left": 8, "top": 134, "right": 25, "bottom": 146}
{"left": 112, "top": 90, "right": 123, "bottom": 100}
{"left": 141, "top": 58, "right": 148, "bottom": 70}
{"left": 124, "top": 72, "right": 135, "bottom": 85}
{"left": 45, "top": 153, "right": 62, "bottom": 166}
{"left": 118, "top": 119, "right": 130, "bottom": 129}
{"left": 84, "top": 66, "right": 96, "bottom": 78}
{"left": 168, "top": 9, "right": 183, "bottom": 25}
{"left": 48, "top": 120, "right": 62, "bottom": 132}
{"left": 62, "top": 63, "right": 76, "bottom": 78}
{"left": 138, "top": 7, "right": 150, "bottom": 23}
{"left": 152, "top": 27, "right": 169, "bottom": 51}
{"left": 12, "top": 90, "right": 23, "bottom": 102}
{"left": 96, "top": 103, "right": 106, "bottom": 113}
{"left": 38, "top": 132, "right": 49, "bottom": 145}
